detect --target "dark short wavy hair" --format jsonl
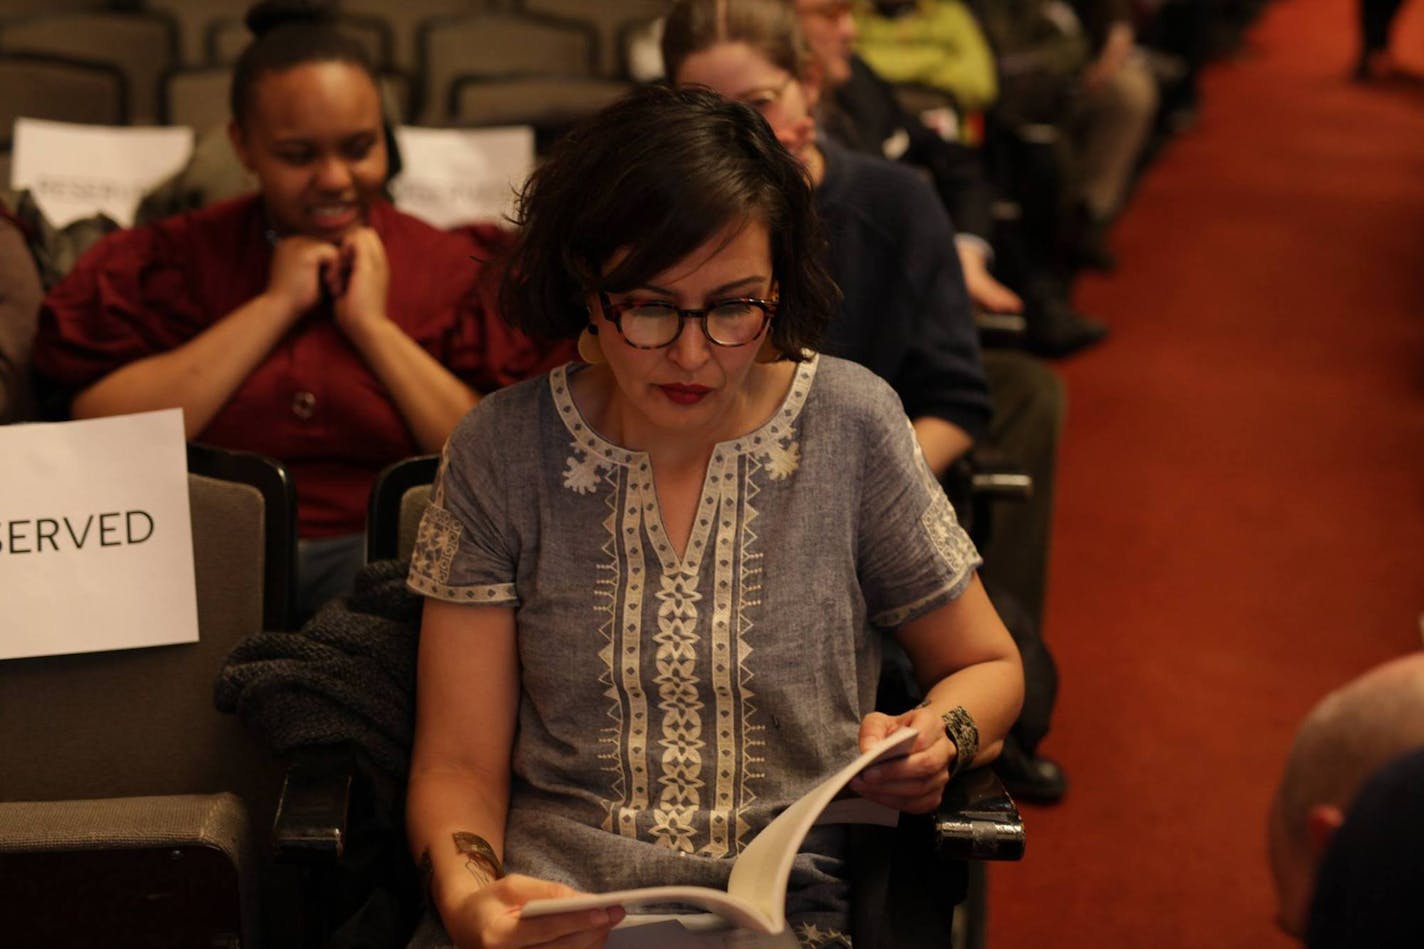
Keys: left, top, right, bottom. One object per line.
{"left": 499, "top": 84, "right": 838, "bottom": 359}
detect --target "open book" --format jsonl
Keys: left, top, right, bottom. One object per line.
{"left": 521, "top": 727, "right": 917, "bottom": 937}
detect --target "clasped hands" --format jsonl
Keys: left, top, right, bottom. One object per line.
{"left": 263, "top": 229, "right": 391, "bottom": 338}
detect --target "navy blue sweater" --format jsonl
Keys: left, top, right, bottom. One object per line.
{"left": 815, "top": 138, "right": 992, "bottom": 441}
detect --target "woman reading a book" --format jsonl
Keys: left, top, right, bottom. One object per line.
{"left": 405, "top": 85, "right": 1023, "bottom": 949}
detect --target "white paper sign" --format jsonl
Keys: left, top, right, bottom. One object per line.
{"left": 390, "top": 125, "right": 534, "bottom": 228}
{"left": 10, "top": 118, "right": 195, "bottom": 229}
{"left": 0, "top": 410, "right": 198, "bottom": 661}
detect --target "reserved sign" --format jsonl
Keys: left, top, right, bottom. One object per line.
{"left": 390, "top": 125, "right": 535, "bottom": 228}
{"left": 0, "top": 410, "right": 198, "bottom": 660}
{"left": 10, "top": 118, "right": 194, "bottom": 229}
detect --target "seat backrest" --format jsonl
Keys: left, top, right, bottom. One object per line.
{"left": 449, "top": 74, "right": 630, "bottom": 131}
{"left": 0, "top": 11, "right": 178, "bottom": 125}
{"left": 0, "top": 444, "right": 295, "bottom": 814}
{"left": 342, "top": 0, "right": 490, "bottom": 75}
{"left": 366, "top": 454, "right": 439, "bottom": 563}
{"left": 419, "top": 12, "right": 595, "bottom": 124}
{"left": 519, "top": 0, "right": 668, "bottom": 78}
{"left": 0, "top": 53, "right": 127, "bottom": 147}
{"left": 0, "top": 0, "right": 108, "bottom": 19}
{"left": 160, "top": 64, "right": 231, "bottom": 131}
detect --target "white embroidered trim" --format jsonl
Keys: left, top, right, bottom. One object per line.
{"left": 921, "top": 491, "right": 975, "bottom": 578}
{"left": 548, "top": 358, "right": 819, "bottom": 477}
{"left": 794, "top": 921, "right": 853, "bottom": 948}
{"left": 405, "top": 574, "right": 517, "bottom": 605}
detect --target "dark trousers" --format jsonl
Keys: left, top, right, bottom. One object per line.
{"left": 982, "top": 352, "right": 1064, "bottom": 755}
{"left": 980, "top": 351, "right": 1065, "bottom": 632}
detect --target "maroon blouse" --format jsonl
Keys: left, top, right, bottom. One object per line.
{"left": 33, "top": 194, "right": 571, "bottom": 538}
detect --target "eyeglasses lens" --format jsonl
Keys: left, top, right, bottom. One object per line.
{"left": 620, "top": 302, "right": 767, "bottom": 347}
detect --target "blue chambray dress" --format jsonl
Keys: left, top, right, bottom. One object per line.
{"left": 407, "top": 355, "right": 980, "bottom": 948}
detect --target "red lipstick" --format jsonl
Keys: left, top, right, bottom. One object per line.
{"left": 658, "top": 384, "right": 711, "bottom": 405}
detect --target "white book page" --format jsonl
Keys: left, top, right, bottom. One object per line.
{"left": 721, "top": 728, "right": 915, "bottom": 930}
{"left": 521, "top": 728, "right": 916, "bottom": 934}
{"left": 523, "top": 884, "right": 775, "bottom": 933}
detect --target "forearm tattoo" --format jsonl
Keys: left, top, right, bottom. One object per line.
{"left": 453, "top": 831, "right": 505, "bottom": 887}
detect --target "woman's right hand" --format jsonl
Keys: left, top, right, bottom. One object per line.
{"left": 442, "top": 874, "right": 624, "bottom": 949}
{"left": 263, "top": 236, "right": 342, "bottom": 317}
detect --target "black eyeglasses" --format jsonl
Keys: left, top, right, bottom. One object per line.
{"left": 598, "top": 292, "right": 776, "bottom": 349}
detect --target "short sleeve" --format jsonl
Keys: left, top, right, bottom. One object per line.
{"left": 406, "top": 399, "right": 521, "bottom": 606}
{"left": 855, "top": 385, "right": 981, "bottom": 628}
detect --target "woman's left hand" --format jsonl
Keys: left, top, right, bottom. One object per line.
{"left": 848, "top": 708, "right": 954, "bottom": 814}
{"left": 331, "top": 226, "right": 392, "bottom": 338}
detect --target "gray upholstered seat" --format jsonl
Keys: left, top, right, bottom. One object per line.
{"left": 417, "top": 11, "right": 595, "bottom": 124}
{"left": 0, "top": 11, "right": 178, "bottom": 124}
{"left": 0, "top": 53, "right": 127, "bottom": 146}
{"left": 0, "top": 444, "right": 297, "bottom": 946}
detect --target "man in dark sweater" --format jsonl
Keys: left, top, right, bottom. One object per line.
{"left": 817, "top": 134, "right": 1067, "bottom": 803}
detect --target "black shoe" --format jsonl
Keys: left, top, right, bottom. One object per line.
{"left": 1024, "top": 302, "right": 1108, "bottom": 358}
{"left": 993, "top": 742, "right": 1068, "bottom": 805}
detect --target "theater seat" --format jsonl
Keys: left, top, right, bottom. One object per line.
{"left": 0, "top": 10, "right": 179, "bottom": 125}
{"left": 0, "top": 53, "right": 128, "bottom": 145}
{"left": 417, "top": 11, "right": 596, "bottom": 124}
{"left": 0, "top": 443, "right": 300, "bottom": 947}
{"left": 448, "top": 73, "right": 631, "bottom": 138}
{"left": 518, "top": 0, "right": 671, "bottom": 78}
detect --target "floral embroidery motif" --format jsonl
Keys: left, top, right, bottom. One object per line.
{"left": 757, "top": 434, "right": 800, "bottom": 480}
{"left": 649, "top": 565, "right": 706, "bottom": 854}
{"left": 795, "top": 922, "right": 853, "bottom": 948}
{"left": 920, "top": 491, "right": 974, "bottom": 577}
{"left": 410, "top": 504, "right": 461, "bottom": 584}
{"left": 564, "top": 447, "right": 612, "bottom": 494}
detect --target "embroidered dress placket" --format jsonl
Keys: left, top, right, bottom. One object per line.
{"left": 549, "top": 360, "right": 818, "bottom": 858}
{"left": 703, "top": 448, "right": 738, "bottom": 858}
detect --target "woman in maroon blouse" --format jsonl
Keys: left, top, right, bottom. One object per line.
{"left": 32, "top": 2, "right": 567, "bottom": 616}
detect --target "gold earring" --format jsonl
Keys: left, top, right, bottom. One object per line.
{"left": 578, "top": 326, "right": 605, "bottom": 364}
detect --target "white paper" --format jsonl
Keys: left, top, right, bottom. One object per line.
{"left": 0, "top": 410, "right": 198, "bottom": 661}
{"left": 389, "top": 125, "right": 534, "bottom": 228}
{"left": 11, "top": 118, "right": 194, "bottom": 229}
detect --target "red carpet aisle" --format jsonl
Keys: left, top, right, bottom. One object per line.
{"left": 987, "top": 1, "right": 1424, "bottom": 946}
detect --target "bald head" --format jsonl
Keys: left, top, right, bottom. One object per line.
{"left": 1268, "top": 652, "right": 1424, "bottom": 938}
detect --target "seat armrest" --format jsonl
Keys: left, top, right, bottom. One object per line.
{"left": 933, "top": 766, "right": 1026, "bottom": 862}
{"left": 976, "top": 308, "right": 1029, "bottom": 348}
{"left": 943, "top": 448, "right": 1032, "bottom": 545}
{"left": 272, "top": 747, "right": 354, "bottom": 864}
{"left": 966, "top": 446, "right": 1033, "bottom": 503}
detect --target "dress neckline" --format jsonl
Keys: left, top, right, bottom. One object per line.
{"left": 547, "top": 356, "right": 820, "bottom": 468}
